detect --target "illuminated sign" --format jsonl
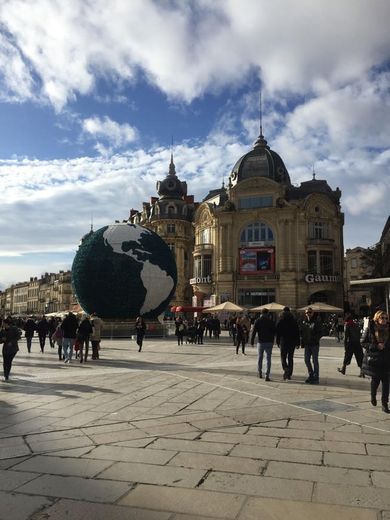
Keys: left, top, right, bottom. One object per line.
{"left": 239, "top": 247, "right": 275, "bottom": 275}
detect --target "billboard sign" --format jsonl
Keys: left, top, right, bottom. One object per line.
{"left": 239, "top": 247, "right": 275, "bottom": 275}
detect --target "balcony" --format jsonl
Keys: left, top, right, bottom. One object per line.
{"left": 194, "top": 243, "right": 214, "bottom": 254}
{"left": 307, "top": 238, "right": 335, "bottom": 245}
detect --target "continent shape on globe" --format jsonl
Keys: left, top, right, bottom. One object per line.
{"left": 72, "top": 223, "right": 177, "bottom": 319}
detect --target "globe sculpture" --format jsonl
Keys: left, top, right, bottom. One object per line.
{"left": 72, "top": 223, "right": 177, "bottom": 319}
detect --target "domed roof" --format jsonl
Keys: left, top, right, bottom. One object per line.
{"left": 156, "top": 154, "right": 187, "bottom": 200}
{"left": 229, "top": 132, "right": 291, "bottom": 187}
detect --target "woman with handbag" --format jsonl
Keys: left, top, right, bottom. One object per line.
{"left": 361, "top": 310, "right": 390, "bottom": 413}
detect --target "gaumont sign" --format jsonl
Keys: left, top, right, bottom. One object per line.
{"left": 190, "top": 275, "right": 212, "bottom": 285}
{"left": 305, "top": 274, "right": 341, "bottom": 283}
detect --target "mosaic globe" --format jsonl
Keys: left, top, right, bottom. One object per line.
{"left": 72, "top": 223, "right": 177, "bottom": 319}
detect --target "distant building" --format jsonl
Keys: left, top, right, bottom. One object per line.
{"left": 344, "top": 247, "right": 373, "bottom": 316}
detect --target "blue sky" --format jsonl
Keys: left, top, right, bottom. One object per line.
{"left": 0, "top": 0, "right": 389, "bottom": 288}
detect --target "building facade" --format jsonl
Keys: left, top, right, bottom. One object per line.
{"left": 344, "top": 247, "right": 373, "bottom": 316}
{"left": 192, "top": 131, "right": 344, "bottom": 309}
{"left": 129, "top": 155, "right": 198, "bottom": 309}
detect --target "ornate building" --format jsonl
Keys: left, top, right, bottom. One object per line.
{"left": 192, "top": 130, "right": 344, "bottom": 309}
{"left": 129, "top": 155, "right": 198, "bottom": 309}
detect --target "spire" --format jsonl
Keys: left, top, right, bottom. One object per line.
{"left": 312, "top": 164, "right": 316, "bottom": 180}
{"left": 253, "top": 87, "right": 268, "bottom": 149}
{"left": 169, "top": 136, "right": 176, "bottom": 175}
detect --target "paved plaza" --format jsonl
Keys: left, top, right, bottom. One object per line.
{"left": 0, "top": 332, "right": 389, "bottom": 520}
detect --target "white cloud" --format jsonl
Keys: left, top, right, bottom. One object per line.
{"left": 82, "top": 116, "right": 138, "bottom": 153}
{"left": 0, "top": 0, "right": 389, "bottom": 109}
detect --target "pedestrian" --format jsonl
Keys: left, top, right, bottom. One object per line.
{"left": 361, "top": 310, "right": 390, "bottom": 413}
{"left": 51, "top": 319, "right": 64, "bottom": 360}
{"left": 36, "top": 315, "right": 49, "bottom": 353}
{"left": 90, "top": 313, "right": 102, "bottom": 359}
{"left": 235, "top": 317, "right": 247, "bottom": 355}
{"left": 48, "top": 317, "right": 57, "bottom": 349}
{"left": 251, "top": 308, "right": 276, "bottom": 381}
{"left": 135, "top": 316, "right": 146, "bottom": 352}
{"left": 175, "top": 317, "right": 185, "bottom": 346}
{"left": 276, "top": 307, "right": 300, "bottom": 380}
{"left": 0, "top": 317, "right": 22, "bottom": 381}
{"left": 23, "top": 316, "right": 36, "bottom": 353}
{"left": 60, "top": 312, "right": 79, "bottom": 363}
{"left": 338, "top": 313, "right": 364, "bottom": 377}
{"left": 77, "top": 315, "right": 93, "bottom": 362}
{"left": 300, "top": 307, "right": 323, "bottom": 384}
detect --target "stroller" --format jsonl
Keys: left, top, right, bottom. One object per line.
{"left": 186, "top": 325, "right": 197, "bottom": 344}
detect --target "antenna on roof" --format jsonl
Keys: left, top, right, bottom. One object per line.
{"left": 259, "top": 88, "right": 263, "bottom": 136}
{"left": 90, "top": 213, "right": 94, "bottom": 232}
{"left": 312, "top": 164, "right": 316, "bottom": 180}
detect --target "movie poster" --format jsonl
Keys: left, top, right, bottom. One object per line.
{"left": 239, "top": 247, "right": 275, "bottom": 274}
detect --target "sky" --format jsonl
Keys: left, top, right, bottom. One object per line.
{"left": 0, "top": 0, "right": 389, "bottom": 289}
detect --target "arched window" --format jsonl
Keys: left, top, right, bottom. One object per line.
{"left": 240, "top": 222, "right": 274, "bottom": 245}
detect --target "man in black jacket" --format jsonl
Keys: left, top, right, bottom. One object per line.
{"left": 61, "top": 312, "right": 79, "bottom": 363}
{"left": 276, "top": 307, "right": 300, "bottom": 380}
{"left": 251, "top": 309, "right": 276, "bottom": 381}
{"left": 300, "top": 307, "right": 323, "bottom": 384}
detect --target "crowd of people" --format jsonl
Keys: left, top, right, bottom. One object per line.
{"left": 1, "top": 306, "right": 389, "bottom": 413}
{"left": 0, "top": 312, "right": 102, "bottom": 381}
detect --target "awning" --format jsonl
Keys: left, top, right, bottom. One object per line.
{"left": 171, "top": 306, "right": 207, "bottom": 313}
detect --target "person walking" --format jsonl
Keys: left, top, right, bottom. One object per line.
{"left": 135, "top": 316, "right": 146, "bottom": 352}
{"left": 90, "top": 313, "right": 102, "bottom": 359}
{"left": 48, "top": 317, "right": 57, "bottom": 349}
{"left": 338, "top": 314, "right": 364, "bottom": 377}
{"left": 0, "top": 318, "right": 22, "bottom": 381}
{"left": 60, "top": 312, "right": 78, "bottom": 363}
{"left": 175, "top": 317, "right": 185, "bottom": 346}
{"left": 36, "top": 315, "right": 49, "bottom": 353}
{"left": 251, "top": 308, "right": 276, "bottom": 381}
{"left": 235, "top": 317, "right": 248, "bottom": 355}
{"left": 23, "top": 316, "right": 36, "bottom": 353}
{"left": 276, "top": 307, "right": 300, "bottom": 380}
{"left": 51, "top": 319, "right": 64, "bottom": 360}
{"left": 300, "top": 307, "right": 323, "bottom": 384}
{"left": 361, "top": 310, "right": 390, "bottom": 413}
{"left": 77, "top": 315, "right": 93, "bottom": 362}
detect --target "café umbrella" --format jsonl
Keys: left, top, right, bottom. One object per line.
{"left": 251, "top": 302, "right": 286, "bottom": 312}
{"left": 202, "top": 301, "right": 245, "bottom": 313}
{"left": 297, "top": 302, "right": 344, "bottom": 313}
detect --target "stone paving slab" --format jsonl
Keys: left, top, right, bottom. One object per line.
{"left": 200, "top": 471, "right": 313, "bottom": 501}
{"left": 119, "top": 483, "right": 246, "bottom": 518}
{"left": 17, "top": 474, "right": 131, "bottom": 503}
{"left": 265, "top": 460, "right": 370, "bottom": 486}
{"left": 12, "top": 455, "right": 113, "bottom": 478}
{"left": 83, "top": 444, "right": 176, "bottom": 464}
{"left": 168, "top": 451, "right": 265, "bottom": 474}
{"left": 31, "top": 499, "right": 171, "bottom": 520}
{"left": 237, "top": 496, "right": 377, "bottom": 520}
{"left": 98, "top": 460, "right": 206, "bottom": 487}
{"left": 229, "top": 444, "right": 323, "bottom": 464}
{"left": 0, "top": 490, "right": 52, "bottom": 520}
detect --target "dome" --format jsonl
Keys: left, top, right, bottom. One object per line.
{"left": 156, "top": 154, "right": 187, "bottom": 200}
{"left": 229, "top": 132, "right": 291, "bottom": 187}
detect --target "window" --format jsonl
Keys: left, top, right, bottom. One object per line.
{"left": 167, "top": 223, "right": 176, "bottom": 234}
{"left": 351, "top": 258, "right": 357, "bottom": 268}
{"left": 238, "top": 288, "right": 276, "bottom": 307}
{"left": 240, "top": 222, "right": 274, "bottom": 245}
{"left": 200, "top": 228, "right": 210, "bottom": 244}
{"left": 307, "top": 250, "right": 333, "bottom": 274}
{"left": 320, "top": 251, "right": 333, "bottom": 275}
{"left": 167, "top": 243, "right": 175, "bottom": 256}
{"left": 309, "top": 221, "right": 329, "bottom": 239}
{"left": 194, "top": 255, "right": 212, "bottom": 277}
{"left": 238, "top": 196, "right": 273, "bottom": 209}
